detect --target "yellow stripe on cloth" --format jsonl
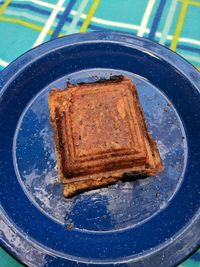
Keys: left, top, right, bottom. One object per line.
{"left": 170, "top": 0, "right": 189, "bottom": 51}
{"left": 188, "top": 0, "right": 200, "bottom": 7}
{"left": 80, "top": 0, "right": 100, "bottom": 32}
{"left": 0, "top": 0, "right": 12, "bottom": 16}
{"left": 0, "top": 16, "right": 53, "bottom": 35}
{"left": 178, "top": 0, "right": 200, "bottom": 8}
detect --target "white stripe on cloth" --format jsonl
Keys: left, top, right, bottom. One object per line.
{"left": 0, "top": 59, "right": 9, "bottom": 67}
{"left": 70, "top": 10, "right": 140, "bottom": 31}
{"left": 5, "top": 9, "right": 47, "bottom": 24}
{"left": 156, "top": 33, "right": 200, "bottom": 46}
{"left": 33, "top": 0, "right": 65, "bottom": 47}
{"left": 172, "top": 37, "right": 200, "bottom": 46}
{"left": 16, "top": 0, "right": 64, "bottom": 11}
{"left": 137, "top": 0, "right": 156, "bottom": 37}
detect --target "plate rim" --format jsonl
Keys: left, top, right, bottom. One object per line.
{"left": 0, "top": 30, "right": 200, "bottom": 267}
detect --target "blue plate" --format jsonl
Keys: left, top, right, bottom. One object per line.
{"left": 0, "top": 31, "right": 200, "bottom": 267}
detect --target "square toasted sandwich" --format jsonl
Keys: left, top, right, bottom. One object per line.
{"left": 48, "top": 76, "right": 163, "bottom": 197}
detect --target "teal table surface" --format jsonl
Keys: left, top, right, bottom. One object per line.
{"left": 0, "top": 0, "right": 199, "bottom": 266}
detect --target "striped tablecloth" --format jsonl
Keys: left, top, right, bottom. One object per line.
{"left": 0, "top": 0, "right": 199, "bottom": 266}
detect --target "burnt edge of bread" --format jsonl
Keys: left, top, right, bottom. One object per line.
{"left": 49, "top": 76, "right": 164, "bottom": 197}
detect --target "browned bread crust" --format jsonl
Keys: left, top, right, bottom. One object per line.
{"left": 48, "top": 76, "right": 164, "bottom": 197}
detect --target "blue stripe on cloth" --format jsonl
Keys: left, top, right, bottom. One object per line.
{"left": 10, "top": 2, "right": 50, "bottom": 16}
{"left": 51, "top": 0, "right": 76, "bottom": 39}
{"left": 178, "top": 44, "right": 200, "bottom": 54}
{"left": 165, "top": 42, "right": 200, "bottom": 54}
{"left": 148, "top": 0, "right": 167, "bottom": 40}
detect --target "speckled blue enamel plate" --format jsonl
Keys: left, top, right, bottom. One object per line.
{"left": 0, "top": 31, "right": 200, "bottom": 267}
